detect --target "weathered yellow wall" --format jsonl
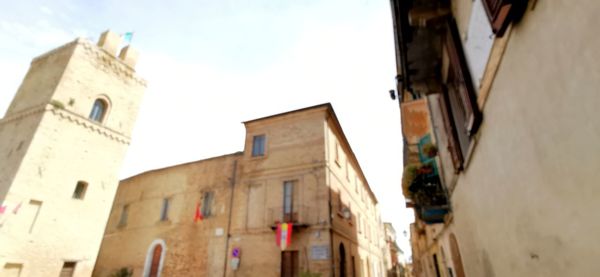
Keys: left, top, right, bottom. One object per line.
{"left": 448, "top": 1, "right": 600, "bottom": 276}
{"left": 94, "top": 104, "right": 387, "bottom": 277}
{"left": 94, "top": 154, "right": 239, "bottom": 277}
{"left": 0, "top": 33, "right": 145, "bottom": 276}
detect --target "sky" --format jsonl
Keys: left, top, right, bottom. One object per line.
{"left": 0, "top": 0, "right": 414, "bottom": 257}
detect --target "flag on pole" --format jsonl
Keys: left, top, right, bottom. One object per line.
{"left": 12, "top": 202, "right": 22, "bottom": 214}
{"left": 276, "top": 223, "right": 293, "bottom": 251}
{"left": 0, "top": 205, "right": 6, "bottom": 215}
{"left": 194, "top": 202, "right": 203, "bottom": 223}
{"left": 122, "top": 32, "right": 134, "bottom": 44}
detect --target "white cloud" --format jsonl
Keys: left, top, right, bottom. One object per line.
{"left": 40, "top": 5, "right": 54, "bottom": 16}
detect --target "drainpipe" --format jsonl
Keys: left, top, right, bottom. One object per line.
{"left": 328, "top": 184, "right": 335, "bottom": 277}
{"left": 223, "top": 158, "right": 238, "bottom": 277}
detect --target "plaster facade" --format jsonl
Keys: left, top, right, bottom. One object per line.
{"left": 0, "top": 31, "right": 145, "bottom": 276}
{"left": 94, "top": 104, "right": 386, "bottom": 277}
{"left": 393, "top": 0, "right": 600, "bottom": 276}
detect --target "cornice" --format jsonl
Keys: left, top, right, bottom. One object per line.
{"left": 0, "top": 104, "right": 131, "bottom": 145}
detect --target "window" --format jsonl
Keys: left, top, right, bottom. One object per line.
{"left": 118, "top": 204, "right": 129, "bottom": 227}
{"left": 89, "top": 99, "right": 107, "bottom": 122}
{"left": 354, "top": 176, "right": 358, "bottom": 193}
{"left": 482, "top": 0, "right": 514, "bottom": 36}
{"left": 345, "top": 160, "right": 349, "bottom": 180}
{"left": 72, "top": 181, "right": 88, "bottom": 199}
{"left": 3, "top": 263, "right": 23, "bottom": 277}
{"left": 283, "top": 181, "right": 294, "bottom": 222}
{"left": 357, "top": 214, "right": 362, "bottom": 233}
{"left": 251, "top": 135, "right": 266, "bottom": 156}
{"left": 201, "top": 191, "right": 214, "bottom": 217}
{"left": 27, "top": 200, "right": 42, "bottom": 234}
{"left": 337, "top": 191, "right": 343, "bottom": 213}
{"left": 334, "top": 143, "right": 340, "bottom": 166}
{"left": 160, "top": 198, "right": 170, "bottom": 221}
{"left": 60, "top": 262, "right": 76, "bottom": 277}
{"left": 442, "top": 18, "right": 482, "bottom": 171}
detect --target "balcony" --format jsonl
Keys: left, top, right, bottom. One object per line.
{"left": 267, "top": 205, "right": 316, "bottom": 230}
{"left": 401, "top": 127, "right": 451, "bottom": 224}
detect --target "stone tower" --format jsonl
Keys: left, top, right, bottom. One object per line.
{"left": 0, "top": 30, "right": 146, "bottom": 276}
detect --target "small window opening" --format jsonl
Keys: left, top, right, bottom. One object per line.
{"left": 72, "top": 181, "right": 88, "bottom": 200}
{"left": 89, "top": 99, "right": 107, "bottom": 122}
{"left": 118, "top": 204, "right": 129, "bottom": 227}
{"left": 60, "top": 262, "right": 76, "bottom": 277}
{"left": 252, "top": 135, "right": 266, "bottom": 156}
{"left": 201, "top": 191, "right": 214, "bottom": 218}
{"left": 160, "top": 198, "right": 170, "bottom": 221}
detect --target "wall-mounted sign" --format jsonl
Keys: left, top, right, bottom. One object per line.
{"left": 401, "top": 98, "right": 432, "bottom": 144}
{"left": 310, "top": 245, "right": 330, "bottom": 260}
{"left": 232, "top": 247, "right": 240, "bottom": 258}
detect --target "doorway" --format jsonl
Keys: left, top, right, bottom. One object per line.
{"left": 339, "top": 243, "right": 346, "bottom": 277}
{"left": 281, "top": 251, "right": 299, "bottom": 277}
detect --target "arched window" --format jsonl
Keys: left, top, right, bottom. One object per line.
{"left": 89, "top": 99, "right": 107, "bottom": 122}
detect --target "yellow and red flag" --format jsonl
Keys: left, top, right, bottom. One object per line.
{"left": 276, "top": 223, "right": 293, "bottom": 250}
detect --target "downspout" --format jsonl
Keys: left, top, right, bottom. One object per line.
{"left": 325, "top": 116, "right": 335, "bottom": 277}
{"left": 329, "top": 185, "right": 335, "bottom": 277}
{"left": 223, "top": 158, "right": 238, "bottom": 277}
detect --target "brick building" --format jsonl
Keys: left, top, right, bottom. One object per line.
{"left": 94, "top": 104, "right": 387, "bottom": 277}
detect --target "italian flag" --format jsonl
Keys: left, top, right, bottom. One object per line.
{"left": 276, "top": 223, "right": 293, "bottom": 251}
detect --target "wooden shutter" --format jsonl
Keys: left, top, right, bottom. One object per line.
{"left": 482, "top": 0, "right": 513, "bottom": 36}
{"left": 446, "top": 19, "right": 482, "bottom": 138}
{"left": 438, "top": 91, "right": 464, "bottom": 172}
{"left": 59, "top": 262, "right": 76, "bottom": 277}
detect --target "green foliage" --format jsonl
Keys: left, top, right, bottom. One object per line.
{"left": 422, "top": 142, "right": 438, "bottom": 158}
{"left": 111, "top": 267, "right": 132, "bottom": 277}
{"left": 402, "top": 164, "right": 419, "bottom": 196}
{"left": 300, "top": 272, "right": 322, "bottom": 277}
{"left": 50, "top": 100, "right": 65, "bottom": 110}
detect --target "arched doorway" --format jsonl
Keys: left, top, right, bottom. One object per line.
{"left": 449, "top": 234, "right": 466, "bottom": 277}
{"left": 149, "top": 244, "right": 162, "bottom": 277}
{"left": 339, "top": 243, "right": 346, "bottom": 277}
{"left": 143, "top": 239, "right": 166, "bottom": 277}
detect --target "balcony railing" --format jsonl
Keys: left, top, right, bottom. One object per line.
{"left": 267, "top": 205, "right": 317, "bottom": 230}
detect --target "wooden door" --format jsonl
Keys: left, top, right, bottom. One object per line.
{"left": 281, "top": 251, "right": 299, "bottom": 277}
{"left": 149, "top": 244, "right": 163, "bottom": 277}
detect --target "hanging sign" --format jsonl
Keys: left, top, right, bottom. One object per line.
{"left": 276, "top": 223, "right": 293, "bottom": 251}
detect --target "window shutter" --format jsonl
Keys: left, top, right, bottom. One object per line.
{"left": 446, "top": 19, "right": 482, "bottom": 138}
{"left": 438, "top": 92, "right": 464, "bottom": 172}
{"left": 482, "top": 0, "right": 513, "bottom": 36}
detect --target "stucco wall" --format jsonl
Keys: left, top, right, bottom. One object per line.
{"left": 450, "top": 1, "right": 600, "bottom": 276}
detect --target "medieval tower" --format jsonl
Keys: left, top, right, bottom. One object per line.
{"left": 0, "top": 30, "right": 146, "bottom": 276}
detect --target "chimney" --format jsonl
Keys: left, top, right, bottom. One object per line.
{"left": 97, "top": 30, "right": 122, "bottom": 56}
{"left": 118, "top": 46, "right": 139, "bottom": 69}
